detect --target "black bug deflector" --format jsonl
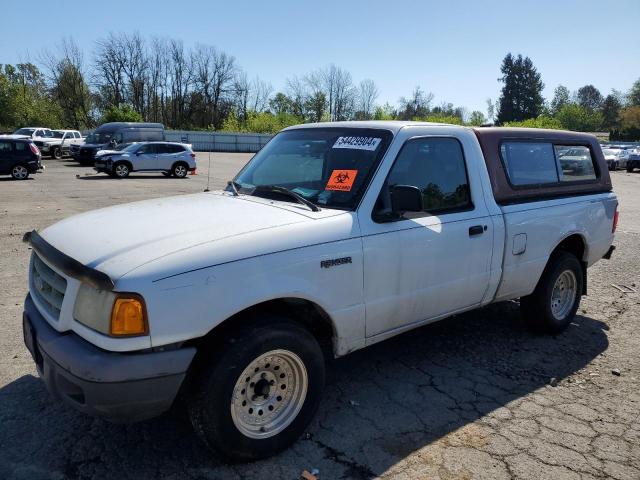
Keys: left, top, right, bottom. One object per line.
{"left": 23, "top": 230, "right": 115, "bottom": 291}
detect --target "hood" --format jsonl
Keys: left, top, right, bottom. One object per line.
{"left": 96, "top": 149, "right": 124, "bottom": 157}
{"left": 39, "top": 192, "right": 349, "bottom": 281}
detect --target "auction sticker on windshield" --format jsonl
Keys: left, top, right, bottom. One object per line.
{"left": 326, "top": 170, "right": 358, "bottom": 191}
{"left": 333, "top": 136, "right": 381, "bottom": 151}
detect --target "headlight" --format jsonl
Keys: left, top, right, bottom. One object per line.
{"left": 73, "top": 284, "right": 148, "bottom": 336}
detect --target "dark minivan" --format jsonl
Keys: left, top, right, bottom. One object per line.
{"left": 0, "top": 136, "right": 42, "bottom": 180}
{"left": 71, "top": 122, "right": 164, "bottom": 165}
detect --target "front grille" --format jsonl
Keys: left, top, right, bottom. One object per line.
{"left": 31, "top": 253, "right": 67, "bottom": 320}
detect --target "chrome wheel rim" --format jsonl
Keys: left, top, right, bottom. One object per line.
{"left": 175, "top": 165, "right": 187, "bottom": 177}
{"left": 13, "top": 165, "right": 28, "bottom": 179}
{"left": 551, "top": 270, "right": 577, "bottom": 320}
{"left": 230, "top": 349, "right": 308, "bottom": 439}
{"left": 115, "top": 164, "right": 128, "bottom": 177}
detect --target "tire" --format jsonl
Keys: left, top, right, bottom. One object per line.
{"left": 628, "top": 165, "right": 635, "bottom": 173}
{"left": 187, "top": 316, "right": 325, "bottom": 462}
{"left": 52, "top": 146, "right": 62, "bottom": 159}
{"left": 11, "top": 164, "right": 30, "bottom": 180}
{"left": 521, "top": 251, "right": 583, "bottom": 334}
{"left": 172, "top": 162, "right": 189, "bottom": 178}
{"left": 113, "top": 162, "right": 130, "bottom": 178}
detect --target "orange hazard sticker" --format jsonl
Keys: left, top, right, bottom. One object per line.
{"left": 326, "top": 170, "right": 358, "bottom": 191}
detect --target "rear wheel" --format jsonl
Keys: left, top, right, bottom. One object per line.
{"left": 172, "top": 162, "right": 189, "bottom": 178}
{"left": 187, "top": 317, "right": 325, "bottom": 462}
{"left": 11, "top": 164, "right": 29, "bottom": 180}
{"left": 521, "top": 251, "right": 583, "bottom": 333}
{"left": 113, "top": 162, "right": 130, "bottom": 178}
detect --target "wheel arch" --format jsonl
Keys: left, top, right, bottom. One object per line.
{"left": 194, "top": 296, "right": 338, "bottom": 358}
{"left": 114, "top": 159, "right": 133, "bottom": 171}
{"left": 549, "top": 233, "right": 588, "bottom": 294}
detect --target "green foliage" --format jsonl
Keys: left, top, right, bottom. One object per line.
{"left": 504, "top": 115, "right": 562, "bottom": 129}
{"left": 628, "top": 79, "right": 640, "bottom": 107}
{"left": 0, "top": 63, "right": 62, "bottom": 130}
{"left": 415, "top": 114, "right": 465, "bottom": 125}
{"left": 550, "top": 85, "right": 570, "bottom": 115}
{"left": 497, "top": 53, "right": 545, "bottom": 124}
{"left": 601, "top": 94, "right": 622, "bottom": 130}
{"left": 468, "top": 110, "right": 487, "bottom": 126}
{"left": 555, "top": 103, "right": 603, "bottom": 132}
{"left": 612, "top": 106, "right": 640, "bottom": 140}
{"left": 221, "top": 111, "right": 301, "bottom": 134}
{"left": 373, "top": 103, "right": 396, "bottom": 120}
{"left": 100, "top": 104, "right": 143, "bottom": 123}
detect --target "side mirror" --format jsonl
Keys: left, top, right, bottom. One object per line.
{"left": 390, "top": 185, "right": 423, "bottom": 214}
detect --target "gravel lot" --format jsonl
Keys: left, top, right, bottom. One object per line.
{"left": 1, "top": 154, "right": 639, "bottom": 480}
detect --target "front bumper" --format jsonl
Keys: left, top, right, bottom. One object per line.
{"left": 23, "top": 294, "right": 196, "bottom": 422}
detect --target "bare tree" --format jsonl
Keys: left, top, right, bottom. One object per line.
{"left": 355, "top": 79, "right": 378, "bottom": 120}
{"left": 398, "top": 86, "right": 433, "bottom": 119}
{"left": 40, "top": 37, "right": 93, "bottom": 128}
{"left": 250, "top": 76, "right": 272, "bottom": 113}
{"left": 286, "top": 76, "right": 309, "bottom": 118}
{"left": 93, "top": 33, "right": 126, "bottom": 109}
{"left": 146, "top": 38, "right": 168, "bottom": 123}
{"left": 233, "top": 71, "right": 250, "bottom": 122}
{"left": 120, "top": 32, "right": 148, "bottom": 116}
{"left": 191, "top": 44, "right": 236, "bottom": 129}
{"left": 168, "top": 39, "right": 191, "bottom": 128}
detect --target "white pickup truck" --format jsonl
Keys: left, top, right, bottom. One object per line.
{"left": 33, "top": 130, "right": 84, "bottom": 159}
{"left": 22, "top": 121, "right": 617, "bottom": 461}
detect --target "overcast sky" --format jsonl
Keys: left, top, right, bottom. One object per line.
{"left": 2, "top": 0, "right": 639, "bottom": 115}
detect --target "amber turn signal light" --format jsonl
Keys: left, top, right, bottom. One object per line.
{"left": 110, "top": 295, "right": 148, "bottom": 336}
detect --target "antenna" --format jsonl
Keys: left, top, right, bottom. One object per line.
{"left": 204, "top": 131, "right": 212, "bottom": 192}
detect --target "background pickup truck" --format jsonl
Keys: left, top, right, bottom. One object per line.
{"left": 33, "top": 130, "right": 83, "bottom": 159}
{"left": 22, "top": 121, "right": 617, "bottom": 462}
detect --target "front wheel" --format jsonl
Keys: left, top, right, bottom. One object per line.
{"left": 628, "top": 165, "right": 635, "bottom": 173}
{"left": 521, "top": 251, "right": 583, "bottom": 333}
{"left": 11, "top": 164, "right": 29, "bottom": 180}
{"left": 172, "top": 162, "right": 189, "bottom": 178}
{"left": 113, "top": 162, "right": 130, "bottom": 178}
{"left": 187, "top": 317, "right": 325, "bottom": 462}
{"left": 52, "top": 147, "right": 62, "bottom": 159}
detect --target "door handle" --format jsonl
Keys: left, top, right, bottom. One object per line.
{"left": 469, "top": 225, "right": 485, "bottom": 236}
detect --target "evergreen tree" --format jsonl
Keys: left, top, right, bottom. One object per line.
{"left": 576, "top": 84, "right": 603, "bottom": 111}
{"left": 497, "top": 54, "right": 544, "bottom": 124}
{"left": 601, "top": 94, "right": 621, "bottom": 130}
{"left": 550, "top": 85, "right": 570, "bottom": 115}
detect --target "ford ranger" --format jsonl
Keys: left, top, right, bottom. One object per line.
{"left": 22, "top": 121, "right": 617, "bottom": 461}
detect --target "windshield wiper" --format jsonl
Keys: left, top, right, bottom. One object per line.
{"left": 227, "top": 180, "right": 240, "bottom": 196}
{"left": 252, "top": 185, "right": 320, "bottom": 212}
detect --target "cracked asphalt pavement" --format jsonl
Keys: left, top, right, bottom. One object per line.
{"left": 1, "top": 155, "right": 639, "bottom": 479}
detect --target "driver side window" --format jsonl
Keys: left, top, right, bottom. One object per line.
{"left": 384, "top": 137, "right": 472, "bottom": 216}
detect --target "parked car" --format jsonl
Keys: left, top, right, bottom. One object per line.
{"left": 71, "top": 122, "right": 165, "bottom": 165}
{"left": 22, "top": 122, "right": 617, "bottom": 461}
{"left": 93, "top": 142, "right": 196, "bottom": 178}
{"left": 557, "top": 146, "right": 595, "bottom": 174}
{"left": 0, "top": 136, "right": 42, "bottom": 179}
{"left": 626, "top": 148, "right": 640, "bottom": 172}
{"left": 602, "top": 148, "right": 620, "bottom": 170}
{"left": 33, "top": 130, "right": 84, "bottom": 159}
{"left": 13, "top": 127, "right": 54, "bottom": 140}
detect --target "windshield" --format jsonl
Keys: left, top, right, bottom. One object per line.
{"left": 120, "top": 143, "right": 139, "bottom": 152}
{"left": 52, "top": 131, "right": 64, "bottom": 138}
{"left": 232, "top": 128, "right": 393, "bottom": 210}
{"left": 14, "top": 128, "right": 35, "bottom": 135}
{"left": 602, "top": 149, "right": 615, "bottom": 155}
{"left": 42, "top": 130, "right": 54, "bottom": 138}
{"left": 85, "top": 132, "right": 112, "bottom": 144}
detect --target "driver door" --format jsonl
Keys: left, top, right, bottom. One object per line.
{"left": 133, "top": 144, "right": 157, "bottom": 170}
{"left": 360, "top": 136, "right": 493, "bottom": 338}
